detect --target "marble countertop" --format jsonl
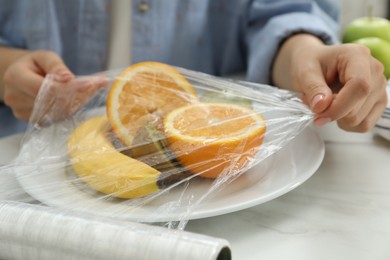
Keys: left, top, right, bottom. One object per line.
{"left": 1, "top": 122, "right": 390, "bottom": 260}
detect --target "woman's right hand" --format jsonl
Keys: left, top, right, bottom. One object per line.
{"left": 2, "top": 50, "right": 74, "bottom": 121}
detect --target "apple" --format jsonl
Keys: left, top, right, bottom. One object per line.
{"left": 353, "top": 37, "right": 390, "bottom": 78}
{"left": 343, "top": 16, "right": 390, "bottom": 43}
{"left": 342, "top": 12, "right": 390, "bottom": 79}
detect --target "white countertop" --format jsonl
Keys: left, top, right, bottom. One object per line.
{"left": 1, "top": 122, "right": 390, "bottom": 260}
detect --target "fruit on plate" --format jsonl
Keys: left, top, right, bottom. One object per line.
{"left": 128, "top": 119, "right": 166, "bottom": 159}
{"left": 67, "top": 115, "right": 161, "bottom": 199}
{"left": 127, "top": 120, "right": 189, "bottom": 175}
{"left": 342, "top": 16, "right": 390, "bottom": 43}
{"left": 164, "top": 103, "right": 266, "bottom": 179}
{"left": 353, "top": 37, "right": 390, "bottom": 78}
{"left": 106, "top": 61, "right": 199, "bottom": 147}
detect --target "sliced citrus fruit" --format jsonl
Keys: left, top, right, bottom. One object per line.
{"left": 106, "top": 61, "right": 198, "bottom": 146}
{"left": 163, "top": 103, "right": 266, "bottom": 179}
{"left": 67, "top": 116, "right": 194, "bottom": 198}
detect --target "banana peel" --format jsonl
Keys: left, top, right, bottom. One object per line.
{"left": 67, "top": 116, "right": 161, "bottom": 199}
{"left": 67, "top": 116, "right": 192, "bottom": 199}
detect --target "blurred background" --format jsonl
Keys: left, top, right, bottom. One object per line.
{"left": 341, "top": 0, "right": 388, "bottom": 31}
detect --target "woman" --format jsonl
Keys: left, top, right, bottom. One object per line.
{"left": 0, "top": 0, "right": 387, "bottom": 137}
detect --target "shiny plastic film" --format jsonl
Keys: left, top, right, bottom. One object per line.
{"left": 0, "top": 62, "right": 314, "bottom": 256}
{"left": 0, "top": 201, "right": 231, "bottom": 260}
{"left": 3, "top": 62, "right": 313, "bottom": 221}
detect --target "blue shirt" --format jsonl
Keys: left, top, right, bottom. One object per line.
{"left": 0, "top": 0, "right": 339, "bottom": 137}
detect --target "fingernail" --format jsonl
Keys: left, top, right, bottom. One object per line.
{"left": 311, "top": 94, "right": 325, "bottom": 111}
{"left": 314, "top": 117, "right": 332, "bottom": 127}
{"left": 53, "top": 69, "right": 73, "bottom": 82}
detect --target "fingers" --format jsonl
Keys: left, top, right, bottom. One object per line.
{"left": 295, "top": 69, "right": 333, "bottom": 114}
{"left": 7, "top": 51, "right": 74, "bottom": 97}
{"left": 2, "top": 69, "right": 42, "bottom": 120}
{"left": 316, "top": 44, "right": 388, "bottom": 132}
{"left": 3, "top": 59, "right": 44, "bottom": 98}
{"left": 321, "top": 45, "right": 375, "bottom": 119}
{"left": 32, "top": 50, "right": 74, "bottom": 81}
{"left": 337, "top": 75, "right": 388, "bottom": 132}
{"left": 337, "top": 95, "right": 388, "bottom": 132}
{"left": 292, "top": 57, "right": 333, "bottom": 114}
{"left": 30, "top": 75, "right": 110, "bottom": 125}
{"left": 3, "top": 50, "right": 74, "bottom": 121}
{"left": 3, "top": 87, "right": 34, "bottom": 120}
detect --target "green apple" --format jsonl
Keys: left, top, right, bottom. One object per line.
{"left": 343, "top": 17, "right": 390, "bottom": 43}
{"left": 353, "top": 37, "right": 390, "bottom": 78}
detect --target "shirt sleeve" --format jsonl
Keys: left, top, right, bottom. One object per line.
{"left": 0, "top": 1, "right": 13, "bottom": 47}
{"left": 245, "top": 0, "right": 340, "bottom": 84}
{"left": 0, "top": 35, "right": 11, "bottom": 46}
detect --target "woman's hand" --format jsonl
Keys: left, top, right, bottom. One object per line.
{"left": 2, "top": 50, "right": 74, "bottom": 121}
{"left": 272, "top": 34, "right": 388, "bottom": 132}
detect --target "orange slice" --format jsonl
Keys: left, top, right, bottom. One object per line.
{"left": 106, "top": 62, "right": 198, "bottom": 146}
{"left": 163, "top": 103, "right": 266, "bottom": 179}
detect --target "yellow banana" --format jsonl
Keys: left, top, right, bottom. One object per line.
{"left": 67, "top": 116, "right": 161, "bottom": 199}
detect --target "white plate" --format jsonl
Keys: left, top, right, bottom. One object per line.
{"left": 15, "top": 126, "right": 324, "bottom": 222}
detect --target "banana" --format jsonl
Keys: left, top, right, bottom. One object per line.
{"left": 67, "top": 115, "right": 193, "bottom": 199}
{"left": 67, "top": 116, "right": 161, "bottom": 199}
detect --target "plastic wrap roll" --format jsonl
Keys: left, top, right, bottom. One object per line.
{"left": 0, "top": 201, "right": 231, "bottom": 260}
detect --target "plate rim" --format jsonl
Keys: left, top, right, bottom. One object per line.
{"left": 15, "top": 126, "right": 324, "bottom": 222}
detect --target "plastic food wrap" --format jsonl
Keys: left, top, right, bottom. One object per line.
{"left": 0, "top": 201, "right": 230, "bottom": 260}
{"left": 1, "top": 62, "right": 313, "bottom": 228}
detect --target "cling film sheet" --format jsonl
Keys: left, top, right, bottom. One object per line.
{"left": 1, "top": 62, "right": 314, "bottom": 228}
